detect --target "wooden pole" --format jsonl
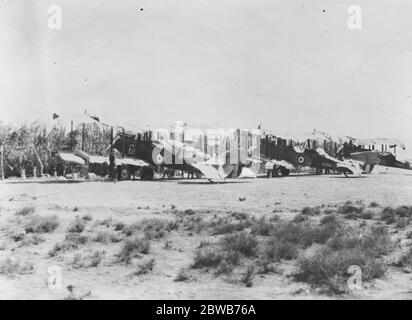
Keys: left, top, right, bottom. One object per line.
{"left": 110, "top": 126, "right": 114, "bottom": 152}
{"left": 82, "top": 123, "right": 85, "bottom": 151}
{"left": 204, "top": 134, "right": 208, "bottom": 160}
{"left": 122, "top": 128, "right": 125, "bottom": 158}
{"left": 70, "top": 120, "right": 74, "bottom": 150}
{"left": 0, "top": 145, "right": 4, "bottom": 180}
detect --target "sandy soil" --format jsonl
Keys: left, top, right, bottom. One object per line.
{"left": 0, "top": 173, "right": 411, "bottom": 300}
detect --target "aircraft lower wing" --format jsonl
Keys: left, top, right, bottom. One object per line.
{"left": 336, "top": 160, "right": 363, "bottom": 176}
{"left": 271, "top": 159, "right": 295, "bottom": 170}
{"left": 191, "top": 163, "right": 226, "bottom": 180}
{"left": 116, "top": 157, "right": 150, "bottom": 167}
{"left": 317, "top": 148, "right": 363, "bottom": 176}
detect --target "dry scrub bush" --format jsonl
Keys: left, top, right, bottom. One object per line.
{"left": 15, "top": 206, "right": 35, "bottom": 216}
{"left": 67, "top": 219, "right": 86, "bottom": 233}
{"left": 294, "top": 225, "right": 391, "bottom": 294}
{"left": 25, "top": 215, "right": 59, "bottom": 233}
{"left": 132, "top": 258, "right": 155, "bottom": 276}
{"left": 0, "top": 257, "right": 34, "bottom": 275}
{"left": 117, "top": 237, "right": 150, "bottom": 264}
{"left": 123, "top": 218, "right": 177, "bottom": 239}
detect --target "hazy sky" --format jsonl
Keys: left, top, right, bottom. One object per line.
{"left": 1, "top": 0, "right": 412, "bottom": 154}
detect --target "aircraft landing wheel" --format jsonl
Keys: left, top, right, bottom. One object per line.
{"left": 140, "top": 166, "right": 154, "bottom": 180}
{"left": 120, "top": 168, "right": 130, "bottom": 180}
{"left": 280, "top": 167, "right": 290, "bottom": 176}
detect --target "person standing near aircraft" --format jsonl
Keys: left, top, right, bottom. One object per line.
{"left": 265, "top": 160, "right": 273, "bottom": 178}
{"left": 109, "top": 150, "right": 117, "bottom": 183}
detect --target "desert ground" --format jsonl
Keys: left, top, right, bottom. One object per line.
{"left": 0, "top": 171, "right": 411, "bottom": 300}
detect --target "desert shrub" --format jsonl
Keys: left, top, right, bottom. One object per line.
{"left": 292, "top": 214, "right": 308, "bottom": 223}
{"left": 20, "top": 234, "right": 45, "bottom": 246}
{"left": 344, "top": 212, "right": 359, "bottom": 220}
{"left": 395, "top": 218, "right": 409, "bottom": 229}
{"left": 208, "top": 217, "right": 251, "bottom": 235}
{"left": 192, "top": 246, "right": 224, "bottom": 268}
{"left": 267, "top": 218, "right": 342, "bottom": 249}
{"left": 71, "top": 254, "right": 83, "bottom": 268}
{"left": 241, "top": 265, "right": 255, "bottom": 287}
{"left": 94, "top": 231, "right": 117, "bottom": 244}
{"left": 271, "top": 222, "right": 305, "bottom": 244}
{"left": 359, "top": 211, "right": 374, "bottom": 220}
{"left": 301, "top": 206, "right": 321, "bottom": 216}
{"left": 82, "top": 214, "right": 92, "bottom": 221}
{"left": 123, "top": 218, "right": 177, "bottom": 239}
{"left": 269, "top": 214, "right": 280, "bottom": 222}
{"left": 181, "top": 215, "right": 207, "bottom": 233}
{"left": 323, "top": 208, "right": 335, "bottom": 215}
{"left": 337, "top": 203, "right": 364, "bottom": 215}
{"left": 379, "top": 206, "right": 412, "bottom": 225}
{"left": 294, "top": 246, "right": 387, "bottom": 294}
{"left": 393, "top": 206, "right": 412, "bottom": 218}
{"left": 313, "top": 220, "right": 343, "bottom": 245}
{"left": 360, "top": 226, "right": 392, "bottom": 257}
{"left": 260, "top": 238, "right": 298, "bottom": 262}
{"left": 113, "top": 221, "right": 125, "bottom": 231}
{"left": 380, "top": 207, "right": 397, "bottom": 224}
{"left": 327, "top": 225, "right": 391, "bottom": 258}
{"left": 48, "top": 243, "right": 64, "bottom": 257}
{"left": 320, "top": 215, "right": 337, "bottom": 226}
{"left": 25, "top": 215, "right": 59, "bottom": 233}
{"left": 369, "top": 201, "right": 380, "bottom": 208}
{"left": 174, "top": 268, "right": 190, "bottom": 282}
{"left": 133, "top": 258, "right": 155, "bottom": 275}
{"left": 231, "top": 212, "right": 249, "bottom": 221}
{"left": 65, "top": 233, "right": 89, "bottom": 245}
{"left": 67, "top": 219, "right": 86, "bottom": 233}
{"left": 193, "top": 242, "right": 241, "bottom": 270}
{"left": 221, "top": 232, "right": 258, "bottom": 257}
{"left": 393, "top": 247, "right": 412, "bottom": 271}
{"left": 48, "top": 234, "right": 89, "bottom": 257}
{"left": 89, "top": 251, "right": 105, "bottom": 267}
{"left": 16, "top": 206, "right": 35, "bottom": 216}
{"left": 72, "top": 250, "right": 105, "bottom": 268}
{"left": 117, "top": 237, "right": 150, "bottom": 263}
{"left": 9, "top": 229, "right": 26, "bottom": 242}
{"left": 254, "top": 257, "right": 277, "bottom": 274}
{"left": 250, "top": 216, "right": 275, "bottom": 236}
{"left": 192, "top": 231, "right": 258, "bottom": 272}
{"left": 406, "top": 231, "right": 412, "bottom": 239}
{"left": 295, "top": 225, "right": 391, "bottom": 293}
{"left": 99, "top": 217, "right": 113, "bottom": 227}
{"left": 183, "top": 209, "right": 196, "bottom": 215}
{"left": 0, "top": 257, "right": 34, "bottom": 275}
{"left": 64, "top": 286, "right": 92, "bottom": 300}
{"left": 216, "top": 259, "right": 236, "bottom": 274}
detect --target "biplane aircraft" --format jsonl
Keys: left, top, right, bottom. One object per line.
{"left": 337, "top": 137, "right": 410, "bottom": 170}
{"left": 259, "top": 132, "right": 379, "bottom": 177}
